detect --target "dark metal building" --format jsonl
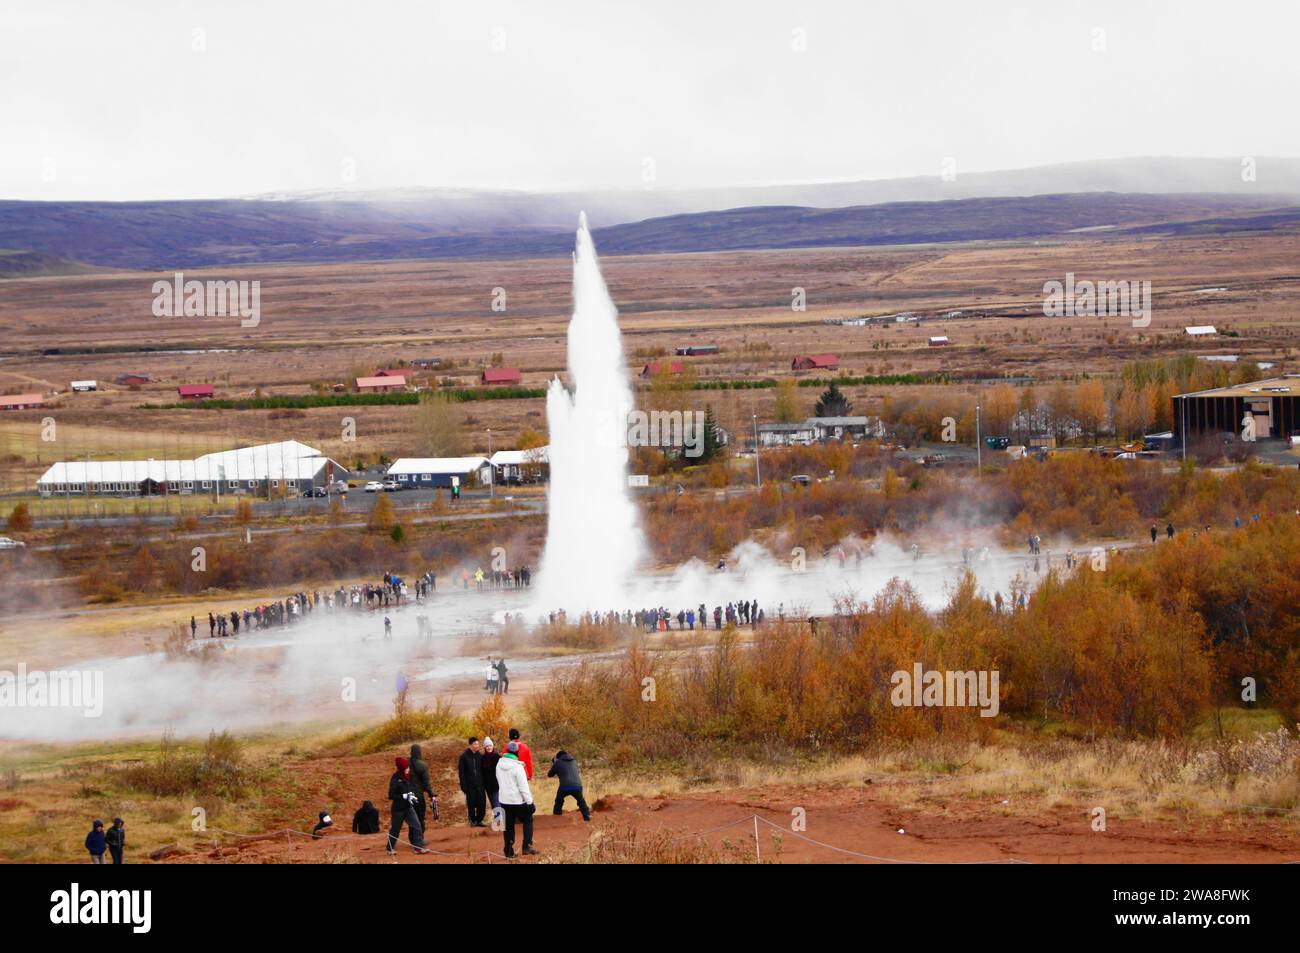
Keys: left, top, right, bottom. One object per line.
{"left": 1173, "top": 376, "right": 1300, "bottom": 442}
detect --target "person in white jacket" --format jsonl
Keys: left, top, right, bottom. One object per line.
{"left": 496, "top": 741, "right": 537, "bottom": 858}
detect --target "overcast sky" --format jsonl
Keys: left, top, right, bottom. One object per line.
{"left": 3, "top": 0, "right": 1297, "bottom": 201}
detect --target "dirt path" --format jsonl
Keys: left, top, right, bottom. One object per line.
{"left": 158, "top": 739, "right": 1300, "bottom": 865}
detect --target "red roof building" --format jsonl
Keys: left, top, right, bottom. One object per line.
{"left": 792, "top": 354, "right": 839, "bottom": 371}
{"left": 177, "top": 384, "right": 215, "bottom": 399}
{"left": 0, "top": 393, "right": 44, "bottom": 410}
{"left": 481, "top": 368, "right": 522, "bottom": 385}
{"left": 357, "top": 375, "right": 405, "bottom": 391}
{"left": 640, "top": 361, "right": 685, "bottom": 377}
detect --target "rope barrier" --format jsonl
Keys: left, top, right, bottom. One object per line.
{"left": 201, "top": 824, "right": 509, "bottom": 859}
{"left": 200, "top": 803, "right": 1297, "bottom": 865}
{"left": 752, "top": 814, "right": 1027, "bottom": 864}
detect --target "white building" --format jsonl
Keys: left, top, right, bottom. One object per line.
{"left": 70, "top": 380, "right": 98, "bottom": 392}
{"left": 36, "top": 440, "right": 348, "bottom": 496}
{"left": 756, "top": 422, "right": 817, "bottom": 447}
{"left": 489, "top": 447, "right": 549, "bottom": 484}
{"left": 757, "top": 416, "right": 883, "bottom": 446}
{"left": 387, "top": 456, "right": 491, "bottom": 488}
{"left": 809, "top": 416, "right": 882, "bottom": 441}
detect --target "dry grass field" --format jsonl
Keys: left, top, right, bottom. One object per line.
{"left": 2, "top": 231, "right": 1299, "bottom": 484}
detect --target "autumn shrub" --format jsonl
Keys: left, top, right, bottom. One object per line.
{"left": 117, "top": 730, "right": 259, "bottom": 799}
{"left": 527, "top": 528, "right": 1299, "bottom": 761}
{"left": 526, "top": 584, "right": 1001, "bottom": 761}
{"left": 358, "top": 689, "right": 469, "bottom": 754}
{"left": 6, "top": 502, "right": 32, "bottom": 533}
{"left": 549, "top": 823, "right": 746, "bottom": 864}
{"left": 368, "top": 493, "right": 396, "bottom": 531}
{"left": 471, "top": 693, "right": 512, "bottom": 743}
{"left": 640, "top": 450, "right": 1300, "bottom": 566}
{"left": 1001, "top": 571, "right": 1212, "bottom": 736}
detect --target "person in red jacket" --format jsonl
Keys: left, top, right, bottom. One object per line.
{"left": 508, "top": 727, "right": 533, "bottom": 780}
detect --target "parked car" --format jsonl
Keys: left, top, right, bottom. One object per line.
{"left": 790, "top": 474, "right": 811, "bottom": 486}
{"left": 301, "top": 486, "right": 328, "bottom": 498}
{"left": 329, "top": 480, "right": 349, "bottom": 493}
{"left": 364, "top": 481, "right": 384, "bottom": 493}
{"left": 0, "top": 536, "right": 26, "bottom": 549}
{"left": 382, "top": 480, "right": 400, "bottom": 492}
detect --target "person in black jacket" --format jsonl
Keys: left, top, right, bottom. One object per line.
{"left": 408, "top": 743, "right": 439, "bottom": 828}
{"left": 480, "top": 737, "right": 502, "bottom": 824}
{"left": 352, "top": 800, "right": 381, "bottom": 835}
{"left": 547, "top": 750, "right": 591, "bottom": 821}
{"left": 386, "top": 757, "right": 424, "bottom": 855}
{"left": 105, "top": 817, "right": 126, "bottom": 864}
{"left": 458, "top": 737, "right": 487, "bottom": 827}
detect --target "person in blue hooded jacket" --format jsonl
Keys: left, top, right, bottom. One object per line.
{"left": 85, "top": 819, "right": 107, "bottom": 864}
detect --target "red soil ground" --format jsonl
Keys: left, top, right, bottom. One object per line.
{"left": 158, "top": 739, "right": 1300, "bottom": 865}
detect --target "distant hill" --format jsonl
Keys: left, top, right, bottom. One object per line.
{"left": 0, "top": 189, "right": 1297, "bottom": 271}
{"left": 579, "top": 193, "right": 1300, "bottom": 255}
{"left": 242, "top": 156, "right": 1300, "bottom": 225}
{"left": 0, "top": 249, "right": 100, "bottom": 279}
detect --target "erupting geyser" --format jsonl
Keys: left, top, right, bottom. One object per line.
{"left": 535, "top": 214, "right": 645, "bottom": 610}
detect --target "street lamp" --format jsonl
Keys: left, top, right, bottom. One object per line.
{"left": 1180, "top": 397, "right": 1187, "bottom": 463}
{"left": 487, "top": 428, "right": 494, "bottom": 499}
{"left": 752, "top": 414, "right": 761, "bottom": 488}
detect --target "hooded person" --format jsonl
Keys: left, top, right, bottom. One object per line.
{"left": 480, "top": 737, "right": 502, "bottom": 822}
{"left": 547, "top": 751, "right": 591, "bottom": 822}
{"left": 408, "top": 743, "right": 439, "bottom": 827}
{"left": 507, "top": 727, "right": 534, "bottom": 780}
{"left": 105, "top": 817, "right": 126, "bottom": 864}
{"left": 85, "top": 820, "right": 107, "bottom": 864}
{"left": 458, "top": 737, "right": 488, "bottom": 827}
{"left": 386, "top": 756, "right": 424, "bottom": 855}
{"left": 312, "top": 811, "right": 334, "bottom": 839}
{"left": 496, "top": 741, "right": 536, "bottom": 859}
{"left": 352, "top": 800, "right": 381, "bottom": 835}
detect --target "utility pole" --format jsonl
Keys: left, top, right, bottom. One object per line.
{"left": 1180, "top": 397, "right": 1187, "bottom": 462}
{"left": 752, "top": 414, "right": 761, "bottom": 488}
{"left": 975, "top": 400, "right": 982, "bottom": 476}
{"left": 487, "top": 428, "right": 494, "bottom": 499}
